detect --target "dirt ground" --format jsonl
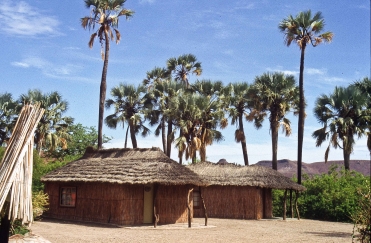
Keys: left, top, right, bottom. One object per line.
{"left": 29, "top": 217, "right": 356, "bottom": 243}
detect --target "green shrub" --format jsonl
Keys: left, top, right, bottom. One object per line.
{"left": 10, "top": 220, "right": 29, "bottom": 236}
{"left": 273, "top": 165, "right": 370, "bottom": 222}
{"left": 33, "top": 191, "right": 49, "bottom": 219}
{"left": 351, "top": 180, "right": 371, "bottom": 242}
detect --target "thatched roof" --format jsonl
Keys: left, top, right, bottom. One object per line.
{"left": 41, "top": 147, "right": 205, "bottom": 186}
{"left": 188, "top": 162, "right": 306, "bottom": 191}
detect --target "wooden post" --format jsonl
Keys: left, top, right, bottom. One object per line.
{"left": 283, "top": 189, "right": 287, "bottom": 220}
{"left": 0, "top": 216, "right": 10, "bottom": 243}
{"left": 153, "top": 184, "right": 159, "bottom": 228}
{"left": 290, "top": 189, "right": 293, "bottom": 218}
{"left": 187, "top": 187, "right": 193, "bottom": 228}
{"left": 199, "top": 187, "right": 208, "bottom": 226}
{"left": 295, "top": 190, "right": 301, "bottom": 220}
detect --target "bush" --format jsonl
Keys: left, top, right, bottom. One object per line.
{"left": 273, "top": 165, "right": 370, "bottom": 222}
{"left": 351, "top": 180, "right": 371, "bottom": 242}
{"left": 32, "top": 191, "right": 49, "bottom": 219}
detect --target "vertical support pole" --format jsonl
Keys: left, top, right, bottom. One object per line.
{"left": 153, "top": 184, "right": 159, "bottom": 228}
{"left": 199, "top": 187, "right": 208, "bottom": 226}
{"left": 295, "top": 190, "right": 301, "bottom": 220}
{"left": 187, "top": 187, "right": 193, "bottom": 228}
{"left": 0, "top": 216, "right": 10, "bottom": 243}
{"left": 283, "top": 189, "right": 287, "bottom": 220}
{"left": 290, "top": 189, "right": 293, "bottom": 218}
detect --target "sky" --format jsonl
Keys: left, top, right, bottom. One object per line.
{"left": 0, "top": 0, "right": 370, "bottom": 165}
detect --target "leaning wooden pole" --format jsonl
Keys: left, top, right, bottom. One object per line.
{"left": 283, "top": 189, "right": 287, "bottom": 220}
{"left": 0, "top": 104, "right": 44, "bottom": 243}
{"left": 153, "top": 184, "right": 159, "bottom": 228}
{"left": 187, "top": 187, "right": 193, "bottom": 228}
{"left": 199, "top": 187, "right": 208, "bottom": 226}
{"left": 295, "top": 190, "right": 301, "bottom": 220}
{"left": 290, "top": 189, "right": 293, "bottom": 218}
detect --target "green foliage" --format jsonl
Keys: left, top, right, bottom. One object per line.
{"left": 32, "top": 151, "right": 68, "bottom": 191}
{"left": 273, "top": 165, "right": 370, "bottom": 222}
{"left": 32, "top": 191, "right": 49, "bottom": 219}
{"left": 351, "top": 180, "right": 371, "bottom": 242}
{"left": 10, "top": 220, "right": 29, "bottom": 236}
{"left": 48, "top": 123, "right": 111, "bottom": 160}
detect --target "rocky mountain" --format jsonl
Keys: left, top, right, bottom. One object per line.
{"left": 256, "top": 159, "right": 370, "bottom": 178}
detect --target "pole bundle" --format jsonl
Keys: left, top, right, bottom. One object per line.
{"left": 0, "top": 104, "right": 44, "bottom": 225}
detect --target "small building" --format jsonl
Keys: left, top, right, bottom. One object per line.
{"left": 41, "top": 147, "right": 204, "bottom": 226}
{"left": 188, "top": 162, "right": 306, "bottom": 219}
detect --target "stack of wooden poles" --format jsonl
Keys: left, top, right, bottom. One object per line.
{"left": 0, "top": 104, "right": 44, "bottom": 225}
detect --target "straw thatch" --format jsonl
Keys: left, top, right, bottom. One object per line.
{"left": 188, "top": 162, "right": 306, "bottom": 191}
{"left": 41, "top": 147, "right": 205, "bottom": 186}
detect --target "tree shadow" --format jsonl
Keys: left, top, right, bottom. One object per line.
{"left": 304, "top": 231, "right": 351, "bottom": 238}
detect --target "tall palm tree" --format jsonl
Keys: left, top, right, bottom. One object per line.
{"left": 105, "top": 84, "right": 150, "bottom": 148}
{"left": 191, "top": 80, "right": 226, "bottom": 162}
{"left": 81, "top": 0, "right": 134, "bottom": 149}
{"left": 0, "top": 93, "right": 17, "bottom": 146}
{"left": 167, "top": 54, "right": 202, "bottom": 87}
{"left": 312, "top": 85, "right": 369, "bottom": 170}
{"left": 173, "top": 81, "right": 225, "bottom": 164}
{"left": 250, "top": 72, "right": 299, "bottom": 170}
{"left": 354, "top": 77, "right": 371, "bottom": 153}
{"left": 279, "top": 10, "right": 333, "bottom": 183}
{"left": 223, "top": 82, "right": 255, "bottom": 166}
{"left": 143, "top": 78, "right": 183, "bottom": 157}
{"left": 18, "top": 90, "right": 74, "bottom": 155}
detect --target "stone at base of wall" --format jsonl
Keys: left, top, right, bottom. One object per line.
{"left": 9, "top": 233, "right": 50, "bottom": 243}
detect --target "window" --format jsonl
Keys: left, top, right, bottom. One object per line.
{"left": 60, "top": 187, "right": 76, "bottom": 207}
{"left": 193, "top": 187, "right": 201, "bottom": 209}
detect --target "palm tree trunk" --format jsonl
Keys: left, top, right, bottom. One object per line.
{"left": 343, "top": 140, "right": 351, "bottom": 170}
{"left": 297, "top": 45, "right": 306, "bottom": 184}
{"left": 239, "top": 114, "right": 249, "bottom": 165}
{"left": 161, "top": 117, "right": 167, "bottom": 154}
{"left": 166, "top": 121, "right": 173, "bottom": 157}
{"left": 129, "top": 119, "right": 137, "bottom": 148}
{"left": 124, "top": 126, "right": 129, "bottom": 148}
{"left": 98, "top": 29, "right": 110, "bottom": 149}
{"left": 271, "top": 121, "right": 279, "bottom": 170}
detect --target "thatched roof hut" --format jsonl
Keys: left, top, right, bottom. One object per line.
{"left": 42, "top": 147, "right": 205, "bottom": 186}
{"left": 188, "top": 162, "right": 305, "bottom": 220}
{"left": 188, "top": 162, "right": 305, "bottom": 191}
{"left": 41, "top": 147, "right": 205, "bottom": 226}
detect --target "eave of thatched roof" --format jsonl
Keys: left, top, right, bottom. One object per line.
{"left": 41, "top": 147, "right": 206, "bottom": 186}
{"left": 188, "top": 162, "right": 306, "bottom": 191}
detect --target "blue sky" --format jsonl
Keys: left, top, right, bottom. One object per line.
{"left": 1, "top": 0, "right": 370, "bottom": 165}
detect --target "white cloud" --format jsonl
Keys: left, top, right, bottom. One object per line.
{"left": 10, "top": 56, "right": 91, "bottom": 82}
{"left": 306, "top": 68, "right": 327, "bottom": 75}
{"left": 266, "top": 67, "right": 299, "bottom": 76}
{"left": 11, "top": 61, "right": 29, "bottom": 68}
{"left": 139, "top": 0, "right": 155, "bottom": 4}
{"left": 0, "top": 1, "right": 61, "bottom": 37}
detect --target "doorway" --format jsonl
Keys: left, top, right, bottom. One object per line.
{"left": 143, "top": 184, "right": 154, "bottom": 223}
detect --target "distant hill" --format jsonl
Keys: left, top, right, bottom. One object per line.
{"left": 256, "top": 159, "right": 370, "bottom": 178}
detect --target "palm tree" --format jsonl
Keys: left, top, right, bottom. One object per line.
{"left": 353, "top": 77, "right": 371, "bottom": 158}
{"left": 223, "top": 82, "right": 255, "bottom": 166}
{"left": 191, "top": 80, "right": 226, "bottom": 162}
{"left": 144, "top": 78, "right": 183, "bottom": 157}
{"left": 105, "top": 84, "right": 150, "bottom": 148}
{"left": 173, "top": 81, "right": 225, "bottom": 164}
{"left": 81, "top": 0, "right": 134, "bottom": 149}
{"left": 167, "top": 54, "right": 202, "bottom": 87}
{"left": 18, "top": 90, "right": 74, "bottom": 155}
{"left": 0, "top": 93, "right": 17, "bottom": 146}
{"left": 279, "top": 10, "right": 333, "bottom": 183}
{"left": 312, "top": 85, "right": 369, "bottom": 170}
{"left": 250, "top": 72, "right": 299, "bottom": 170}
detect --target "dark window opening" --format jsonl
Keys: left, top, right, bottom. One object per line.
{"left": 60, "top": 187, "right": 76, "bottom": 207}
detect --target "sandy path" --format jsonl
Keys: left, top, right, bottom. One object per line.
{"left": 30, "top": 217, "right": 355, "bottom": 243}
